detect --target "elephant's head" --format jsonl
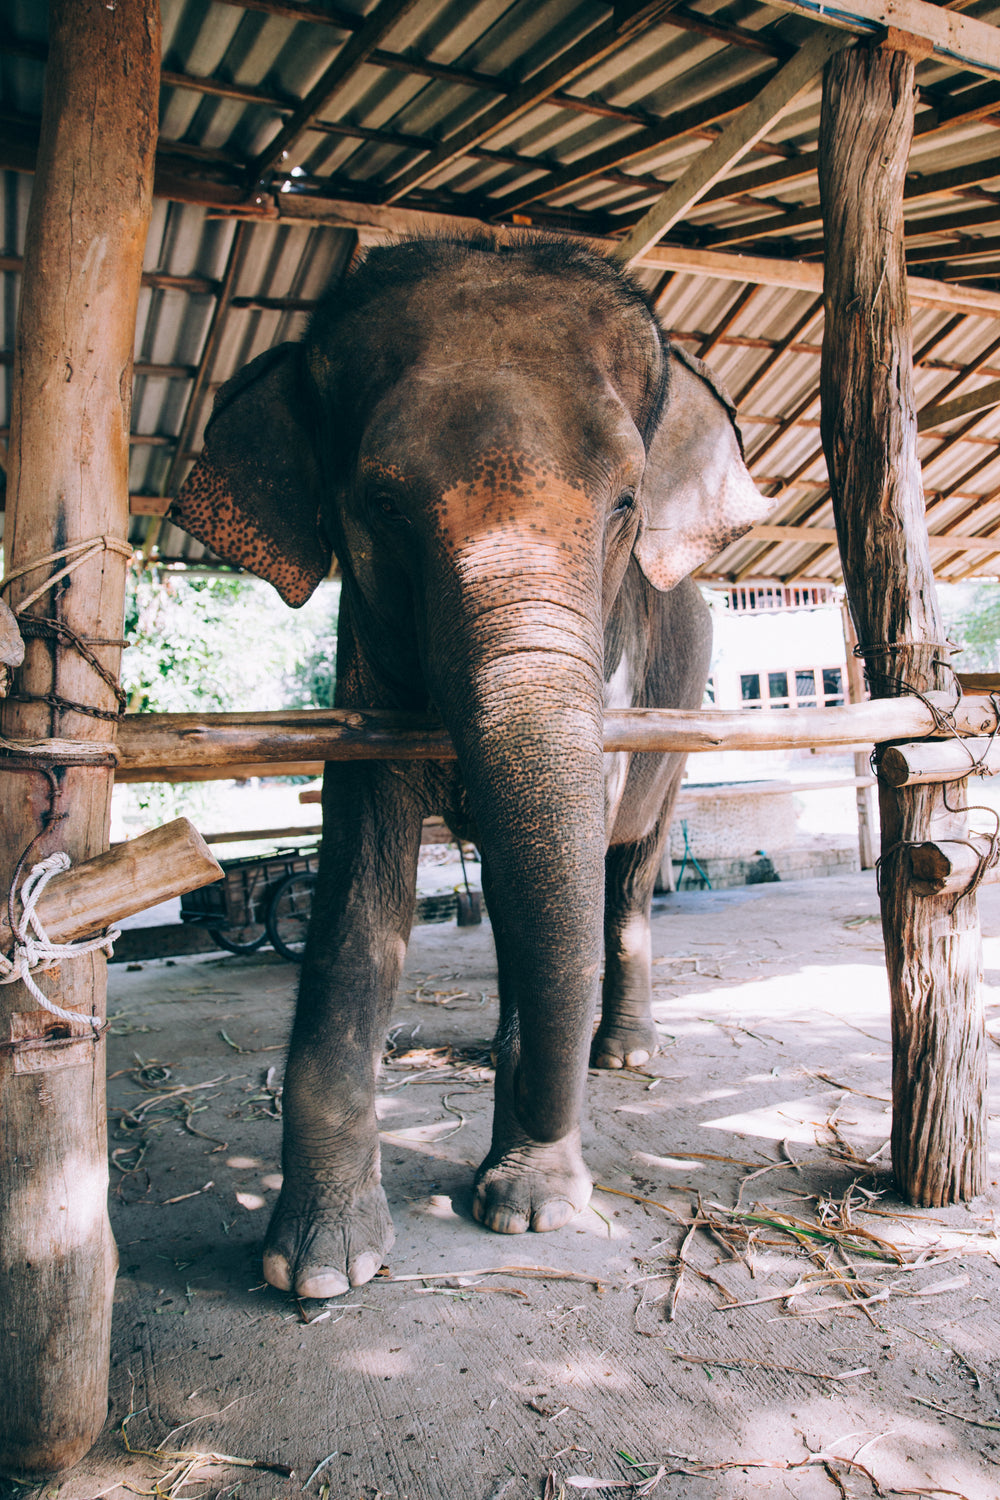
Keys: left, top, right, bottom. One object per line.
{"left": 173, "top": 238, "right": 767, "bottom": 618}
{"left": 171, "top": 238, "right": 768, "bottom": 1116}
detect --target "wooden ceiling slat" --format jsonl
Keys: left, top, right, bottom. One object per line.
{"left": 702, "top": 157, "right": 1000, "bottom": 249}
{"left": 731, "top": 296, "right": 824, "bottom": 405}
{"left": 491, "top": 74, "right": 778, "bottom": 218}
{"left": 380, "top": 3, "right": 695, "bottom": 207}
{"left": 695, "top": 283, "right": 762, "bottom": 358}
{"left": 247, "top": 0, "right": 425, "bottom": 187}
{"left": 617, "top": 29, "right": 852, "bottom": 263}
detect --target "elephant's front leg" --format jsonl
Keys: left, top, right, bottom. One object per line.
{"left": 473, "top": 857, "right": 597, "bottom": 1235}
{"left": 262, "top": 761, "right": 423, "bottom": 1298}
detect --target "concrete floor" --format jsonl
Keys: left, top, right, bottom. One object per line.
{"left": 13, "top": 872, "right": 1000, "bottom": 1500}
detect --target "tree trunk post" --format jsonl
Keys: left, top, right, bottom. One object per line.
{"left": 841, "top": 603, "right": 877, "bottom": 870}
{"left": 819, "top": 40, "right": 987, "bottom": 1205}
{"left": 0, "top": 0, "right": 159, "bottom": 1474}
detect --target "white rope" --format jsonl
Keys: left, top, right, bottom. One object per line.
{"left": 0, "top": 853, "right": 120, "bottom": 1032}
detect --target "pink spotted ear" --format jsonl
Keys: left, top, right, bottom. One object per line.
{"left": 634, "top": 347, "right": 774, "bottom": 593}
{"left": 170, "top": 344, "right": 332, "bottom": 608}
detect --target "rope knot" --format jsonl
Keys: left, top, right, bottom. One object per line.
{"left": 0, "top": 852, "right": 120, "bottom": 1033}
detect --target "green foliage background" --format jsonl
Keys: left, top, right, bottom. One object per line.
{"left": 940, "top": 582, "right": 1000, "bottom": 671}
{"left": 118, "top": 568, "right": 340, "bottom": 824}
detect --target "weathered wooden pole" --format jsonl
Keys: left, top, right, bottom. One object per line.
{"left": 841, "top": 604, "right": 877, "bottom": 869}
{"left": 0, "top": 0, "right": 159, "bottom": 1474}
{"left": 818, "top": 38, "right": 987, "bottom": 1204}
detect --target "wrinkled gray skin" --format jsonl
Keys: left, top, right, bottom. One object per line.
{"left": 172, "top": 237, "right": 770, "bottom": 1299}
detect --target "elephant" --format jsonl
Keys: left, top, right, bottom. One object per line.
{"left": 171, "top": 233, "right": 771, "bottom": 1299}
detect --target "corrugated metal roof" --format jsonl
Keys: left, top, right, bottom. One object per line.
{"left": 3, "top": 0, "right": 1000, "bottom": 579}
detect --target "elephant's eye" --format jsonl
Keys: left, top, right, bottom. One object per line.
{"left": 373, "top": 493, "right": 410, "bottom": 526}
{"left": 611, "top": 489, "right": 636, "bottom": 516}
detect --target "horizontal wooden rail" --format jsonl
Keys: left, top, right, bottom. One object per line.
{"left": 110, "top": 692, "right": 1000, "bottom": 782}
{"left": 200, "top": 817, "right": 454, "bottom": 845}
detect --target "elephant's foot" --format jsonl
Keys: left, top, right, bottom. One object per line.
{"left": 262, "top": 1181, "right": 394, "bottom": 1298}
{"left": 590, "top": 1016, "right": 659, "bottom": 1069}
{"left": 473, "top": 1125, "right": 591, "bottom": 1234}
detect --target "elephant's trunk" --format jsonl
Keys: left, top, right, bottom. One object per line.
{"left": 425, "top": 547, "right": 606, "bottom": 1144}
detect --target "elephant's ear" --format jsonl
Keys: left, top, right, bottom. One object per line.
{"left": 633, "top": 345, "right": 773, "bottom": 593}
{"left": 170, "top": 343, "right": 331, "bottom": 608}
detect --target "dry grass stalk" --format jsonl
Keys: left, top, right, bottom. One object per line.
{"left": 909, "top": 1395, "right": 1000, "bottom": 1430}
{"left": 378, "top": 1264, "right": 608, "bottom": 1288}
{"left": 666, "top": 1217, "right": 700, "bottom": 1322}
{"left": 663, "top": 1347, "right": 871, "bottom": 1382}
{"left": 566, "top": 1446, "right": 974, "bottom": 1497}
{"left": 121, "top": 1411, "right": 293, "bottom": 1498}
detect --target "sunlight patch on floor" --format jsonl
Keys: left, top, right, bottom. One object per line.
{"left": 651, "top": 964, "right": 891, "bottom": 1026}
{"left": 701, "top": 1090, "right": 891, "bottom": 1146}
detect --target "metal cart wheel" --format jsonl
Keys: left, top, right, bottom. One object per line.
{"left": 208, "top": 922, "right": 269, "bottom": 954}
{"left": 266, "top": 871, "right": 317, "bottom": 962}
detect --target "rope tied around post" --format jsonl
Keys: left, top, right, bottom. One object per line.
{"left": 1, "top": 535, "right": 133, "bottom": 721}
{"left": 0, "top": 852, "right": 119, "bottom": 1033}
{"left": 858, "top": 636, "right": 1000, "bottom": 904}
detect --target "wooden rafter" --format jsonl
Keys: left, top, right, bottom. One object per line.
{"left": 247, "top": 0, "right": 424, "bottom": 186}
{"left": 918, "top": 376, "right": 1000, "bottom": 430}
{"left": 616, "top": 29, "right": 853, "bottom": 264}
{"left": 768, "top": 0, "right": 1000, "bottom": 78}
{"left": 490, "top": 73, "right": 781, "bottom": 217}
{"left": 702, "top": 157, "right": 1000, "bottom": 249}
{"left": 380, "top": 1, "right": 688, "bottom": 206}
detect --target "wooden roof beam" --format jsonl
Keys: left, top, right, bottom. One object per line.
{"left": 489, "top": 73, "right": 779, "bottom": 218}
{"left": 918, "top": 378, "right": 1000, "bottom": 430}
{"left": 732, "top": 296, "right": 824, "bottom": 404}
{"left": 624, "top": 240, "right": 1000, "bottom": 318}
{"left": 695, "top": 283, "right": 762, "bottom": 359}
{"left": 690, "top": 82, "right": 1000, "bottom": 210}
{"left": 165, "top": 46, "right": 678, "bottom": 134}
{"left": 765, "top": 0, "right": 1000, "bottom": 80}
{"left": 907, "top": 230, "right": 1000, "bottom": 266}
{"left": 615, "top": 29, "right": 855, "bottom": 264}
{"left": 505, "top": 75, "right": 1000, "bottom": 220}
{"left": 703, "top": 157, "right": 1000, "bottom": 249}
{"left": 743, "top": 522, "right": 1000, "bottom": 554}
{"left": 914, "top": 326, "right": 1000, "bottom": 413}
{"left": 215, "top": 0, "right": 792, "bottom": 59}
{"left": 380, "top": 1, "right": 687, "bottom": 207}
{"left": 247, "top": 0, "right": 424, "bottom": 187}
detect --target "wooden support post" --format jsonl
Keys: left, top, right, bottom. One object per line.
{"left": 841, "top": 604, "right": 877, "bottom": 869}
{"left": 0, "top": 0, "right": 159, "bottom": 1475}
{"left": 818, "top": 41, "right": 987, "bottom": 1205}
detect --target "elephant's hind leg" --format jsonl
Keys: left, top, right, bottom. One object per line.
{"left": 593, "top": 807, "right": 674, "bottom": 1069}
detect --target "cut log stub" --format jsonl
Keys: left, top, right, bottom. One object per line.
{"left": 819, "top": 40, "right": 987, "bottom": 1207}
{"left": 879, "top": 736, "right": 1000, "bottom": 787}
{"left": 909, "top": 835, "right": 1000, "bottom": 897}
{"left": 0, "top": 818, "right": 223, "bottom": 952}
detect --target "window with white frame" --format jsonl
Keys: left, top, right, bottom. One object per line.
{"left": 739, "top": 666, "right": 845, "bottom": 710}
